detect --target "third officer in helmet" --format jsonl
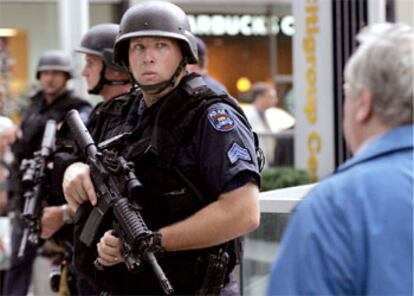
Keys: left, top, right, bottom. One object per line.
{"left": 3, "top": 50, "right": 91, "bottom": 296}
{"left": 63, "top": 2, "right": 261, "bottom": 295}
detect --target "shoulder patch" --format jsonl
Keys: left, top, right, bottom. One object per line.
{"left": 227, "top": 142, "right": 252, "bottom": 164}
{"left": 207, "top": 108, "right": 235, "bottom": 132}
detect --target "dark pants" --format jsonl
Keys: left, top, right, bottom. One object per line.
{"left": 3, "top": 217, "right": 37, "bottom": 296}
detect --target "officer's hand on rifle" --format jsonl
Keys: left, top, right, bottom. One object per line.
{"left": 40, "top": 206, "right": 65, "bottom": 239}
{"left": 97, "top": 230, "right": 124, "bottom": 267}
{"left": 63, "top": 162, "right": 97, "bottom": 211}
{"left": 97, "top": 229, "right": 165, "bottom": 267}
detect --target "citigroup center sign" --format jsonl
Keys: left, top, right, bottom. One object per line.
{"left": 188, "top": 14, "right": 295, "bottom": 36}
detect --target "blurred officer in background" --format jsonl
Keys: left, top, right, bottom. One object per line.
{"left": 63, "top": 1, "right": 261, "bottom": 295}
{"left": 2, "top": 50, "right": 91, "bottom": 296}
{"left": 186, "top": 36, "right": 228, "bottom": 93}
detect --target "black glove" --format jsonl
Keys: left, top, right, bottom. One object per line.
{"left": 138, "top": 231, "right": 166, "bottom": 259}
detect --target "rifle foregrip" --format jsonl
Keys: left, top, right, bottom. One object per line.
{"left": 113, "top": 198, "right": 150, "bottom": 244}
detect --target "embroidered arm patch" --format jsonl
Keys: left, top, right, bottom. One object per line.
{"left": 227, "top": 142, "right": 252, "bottom": 164}
{"left": 207, "top": 108, "right": 235, "bottom": 132}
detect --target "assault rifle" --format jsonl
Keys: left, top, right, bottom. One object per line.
{"left": 18, "top": 119, "right": 57, "bottom": 258}
{"left": 65, "top": 109, "right": 174, "bottom": 295}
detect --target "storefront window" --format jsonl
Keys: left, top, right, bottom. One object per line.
{"left": 0, "top": 2, "right": 58, "bottom": 97}
{"left": 0, "top": 1, "right": 118, "bottom": 115}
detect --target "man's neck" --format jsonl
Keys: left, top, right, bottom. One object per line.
{"left": 353, "top": 118, "right": 390, "bottom": 155}
{"left": 142, "top": 72, "right": 185, "bottom": 107}
{"left": 143, "top": 87, "right": 172, "bottom": 107}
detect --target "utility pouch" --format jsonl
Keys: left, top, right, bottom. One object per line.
{"left": 196, "top": 249, "right": 230, "bottom": 296}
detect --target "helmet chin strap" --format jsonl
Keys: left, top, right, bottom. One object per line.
{"left": 89, "top": 65, "right": 130, "bottom": 95}
{"left": 126, "top": 59, "right": 187, "bottom": 96}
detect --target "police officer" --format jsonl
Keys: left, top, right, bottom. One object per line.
{"left": 3, "top": 50, "right": 91, "bottom": 296}
{"left": 63, "top": 2, "right": 260, "bottom": 295}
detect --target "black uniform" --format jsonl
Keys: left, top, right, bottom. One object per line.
{"left": 72, "top": 73, "right": 260, "bottom": 295}
{"left": 4, "top": 89, "right": 91, "bottom": 296}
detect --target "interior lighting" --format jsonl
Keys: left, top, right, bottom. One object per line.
{"left": 237, "top": 77, "right": 252, "bottom": 93}
{"left": 0, "top": 28, "right": 18, "bottom": 37}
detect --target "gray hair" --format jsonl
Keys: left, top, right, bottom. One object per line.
{"left": 344, "top": 22, "right": 413, "bottom": 127}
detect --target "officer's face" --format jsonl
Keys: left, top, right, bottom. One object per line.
{"left": 128, "top": 37, "right": 183, "bottom": 86}
{"left": 39, "top": 70, "right": 68, "bottom": 97}
{"left": 82, "top": 54, "right": 104, "bottom": 91}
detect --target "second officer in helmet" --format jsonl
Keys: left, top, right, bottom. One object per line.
{"left": 53, "top": 24, "right": 134, "bottom": 294}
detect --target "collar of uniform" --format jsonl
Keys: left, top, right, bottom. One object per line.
{"left": 336, "top": 124, "right": 414, "bottom": 174}
{"left": 136, "top": 73, "right": 203, "bottom": 118}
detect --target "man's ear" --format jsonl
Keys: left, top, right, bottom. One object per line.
{"left": 356, "top": 87, "right": 374, "bottom": 123}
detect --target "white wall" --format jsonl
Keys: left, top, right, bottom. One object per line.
{"left": 395, "top": 0, "right": 414, "bottom": 26}
{"left": 0, "top": 2, "right": 116, "bottom": 85}
{"left": 0, "top": 2, "right": 59, "bottom": 82}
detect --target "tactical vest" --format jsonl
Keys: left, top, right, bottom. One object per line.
{"left": 122, "top": 73, "right": 254, "bottom": 227}
{"left": 117, "top": 74, "right": 254, "bottom": 293}
{"left": 77, "top": 74, "right": 259, "bottom": 295}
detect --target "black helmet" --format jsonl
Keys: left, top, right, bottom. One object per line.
{"left": 76, "top": 23, "right": 126, "bottom": 72}
{"left": 36, "top": 50, "right": 72, "bottom": 79}
{"left": 113, "top": 1, "right": 198, "bottom": 67}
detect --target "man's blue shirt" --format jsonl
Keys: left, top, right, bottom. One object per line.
{"left": 267, "top": 125, "right": 414, "bottom": 295}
